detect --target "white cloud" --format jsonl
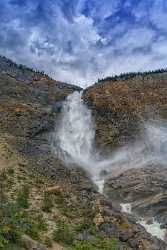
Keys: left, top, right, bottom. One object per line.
{"left": 116, "top": 27, "right": 155, "bottom": 51}
{"left": 1, "top": 0, "right": 167, "bottom": 87}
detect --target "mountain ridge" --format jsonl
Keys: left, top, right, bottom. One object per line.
{"left": 0, "top": 55, "right": 166, "bottom": 249}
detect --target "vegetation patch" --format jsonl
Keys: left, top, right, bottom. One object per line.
{"left": 53, "top": 219, "right": 74, "bottom": 245}
{"left": 42, "top": 191, "right": 54, "bottom": 213}
{"left": 16, "top": 185, "right": 30, "bottom": 208}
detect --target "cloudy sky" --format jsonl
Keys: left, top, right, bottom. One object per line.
{"left": 0, "top": 0, "right": 167, "bottom": 86}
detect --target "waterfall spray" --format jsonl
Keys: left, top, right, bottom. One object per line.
{"left": 51, "top": 91, "right": 106, "bottom": 192}
{"left": 52, "top": 92, "right": 167, "bottom": 241}
{"left": 52, "top": 91, "right": 167, "bottom": 194}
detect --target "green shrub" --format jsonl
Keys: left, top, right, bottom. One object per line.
{"left": 2, "top": 242, "right": 25, "bottom": 250}
{"left": 0, "top": 235, "right": 8, "bottom": 249}
{"left": 99, "top": 238, "right": 118, "bottom": 250}
{"left": 0, "top": 195, "right": 47, "bottom": 247}
{"left": 72, "top": 241, "right": 97, "bottom": 250}
{"left": 16, "top": 185, "right": 30, "bottom": 208}
{"left": 72, "top": 238, "right": 118, "bottom": 250}
{"left": 42, "top": 192, "right": 53, "bottom": 212}
{"left": 74, "top": 223, "right": 90, "bottom": 233}
{"left": 0, "top": 202, "right": 23, "bottom": 248}
{"left": 23, "top": 213, "right": 47, "bottom": 241}
{"left": 53, "top": 219, "right": 74, "bottom": 245}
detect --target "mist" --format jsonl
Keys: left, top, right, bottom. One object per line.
{"left": 51, "top": 91, "right": 167, "bottom": 192}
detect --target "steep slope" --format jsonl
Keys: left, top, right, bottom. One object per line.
{"left": 83, "top": 71, "right": 167, "bottom": 246}
{"left": 0, "top": 57, "right": 166, "bottom": 249}
{"left": 83, "top": 72, "right": 167, "bottom": 151}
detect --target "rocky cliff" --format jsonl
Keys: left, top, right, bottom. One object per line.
{"left": 83, "top": 73, "right": 167, "bottom": 151}
{"left": 83, "top": 71, "right": 167, "bottom": 248}
{"left": 0, "top": 56, "right": 166, "bottom": 249}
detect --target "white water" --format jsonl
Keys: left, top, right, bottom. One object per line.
{"left": 139, "top": 219, "right": 166, "bottom": 241}
{"left": 120, "top": 203, "right": 132, "bottom": 214}
{"left": 52, "top": 91, "right": 97, "bottom": 173}
{"left": 52, "top": 91, "right": 167, "bottom": 193}
{"left": 93, "top": 178, "right": 105, "bottom": 194}
{"left": 52, "top": 91, "right": 167, "bottom": 242}
{"left": 52, "top": 91, "right": 109, "bottom": 193}
{"left": 120, "top": 202, "right": 166, "bottom": 241}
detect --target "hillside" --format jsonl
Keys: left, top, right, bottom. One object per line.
{"left": 0, "top": 56, "right": 166, "bottom": 250}
{"left": 84, "top": 72, "right": 167, "bottom": 151}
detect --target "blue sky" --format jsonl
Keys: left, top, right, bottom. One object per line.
{"left": 0, "top": 0, "right": 167, "bottom": 86}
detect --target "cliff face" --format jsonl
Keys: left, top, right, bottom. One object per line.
{"left": 83, "top": 72, "right": 167, "bottom": 248}
{"left": 83, "top": 73, "right": 167, "bottom": 151}
{"left": 0, "top": 56, "right": 166, "bottom": 250}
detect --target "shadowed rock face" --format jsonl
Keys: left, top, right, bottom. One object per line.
{"left": 104, "top": 167, "right": 167, "bottom": 228}
{"left": 83, "top": 73, "right": 167, "bottom": 152}
{"left": 0, "top": 56, "right": 166, "bottom": 249}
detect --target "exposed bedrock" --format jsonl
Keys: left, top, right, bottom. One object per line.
{"left": 104, "top": 166, "right": 167, "bottom": 229}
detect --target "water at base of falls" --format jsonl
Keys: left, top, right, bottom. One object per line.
{"left": 52, "top": 91, "right": 167, "bottom": 242}
{"left": 139, "top": 219, "right": 166, "bottom": 241}
{"left": 120, "top": 203, "right": 166, "bottom": 241}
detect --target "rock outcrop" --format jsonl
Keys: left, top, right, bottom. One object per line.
{"left": 83, "top": 73, "right": 167, "bottom": 151}
{"left": 104, "top": 166, "right": 167, "bottom": 228}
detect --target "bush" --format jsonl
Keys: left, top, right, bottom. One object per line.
{"left": 2, "top": 242, "right": 25, "bottom": 250}
{"left": 42, "top": 192, "right": 53, "bottom": 213}
{"left": 72, "top": 238, "right": 118, "bottom": 250}
{"left": 23, "top": 213, "right": 47, "bottom": 241}
{"left": 99, "top": 238, "right": 118, "bottom": 250}
{"left": 16, "top": 185, "right": 30, "bottom": 208}
{"left": 0, "top": 202, "right": 23, "bottom": 248}
{"left": 0, "top": 194, "right": 47, "bottom": 248}
{"left": 53, "top": 219, "right": 74, "bottom": 245}
{"left": 72, "top": 241, "right": 96, "bottom": 250}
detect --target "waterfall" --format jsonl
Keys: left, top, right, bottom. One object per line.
{"left": 52, "top": 91, "right": 98, "bottom": 175}
{"left": 52, "top": 91, "right": 167, "bottom": 194}
{"left": 52, "top": 91, "right": 167, "bottom": 241}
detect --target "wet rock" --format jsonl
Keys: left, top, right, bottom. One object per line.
{"left": 52, "top": 101, "right": 63, "bottom": 113}
{"left": 104, "top": 166, "right": 167, "bottom": 227}
{"left": 99, "top": 223, "right": 118, "bottom": 236}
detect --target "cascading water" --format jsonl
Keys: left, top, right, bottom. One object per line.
{"left": 52, "top": 91, "right": 106, "bottom": 193}
{"left": 52, "top": 91, "right": 167, "bottom": 193}
{"left": 52, "top": 91, "right": 167, "bottom": 241}
{"left": 52, "top": 92, "right": 97, "bottom": 172}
